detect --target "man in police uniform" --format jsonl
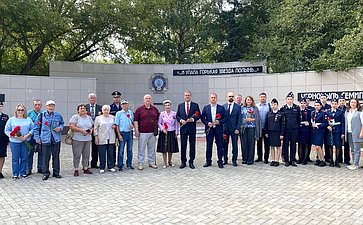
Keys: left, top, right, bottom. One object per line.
{"left": 320, "top": 93, "right": 332, "bottom": 162}
{"left": 110, "top": 91, "right": 122, "bottom": 116}
{"left": 280, "top": 92, "right": 300, "bottom": 167}
{"left": 338, "top": 94, "right": 350, "bottom": 165}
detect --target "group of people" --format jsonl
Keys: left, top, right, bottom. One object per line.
{"left": 0, "top": 89, "right": 362, "bottom": 180}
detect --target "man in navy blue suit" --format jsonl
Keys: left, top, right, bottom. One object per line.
{"left": 201, "top": 93, "right": 227, "bottom": 168}
{"left": 223, "top": 92, "right": 242, "bottom": 166}
{"left": 176, "top": 90, "right": 201, "bottom": 169}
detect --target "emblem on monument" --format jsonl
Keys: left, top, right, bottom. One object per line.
{"left": 150, "top": 73, "right": 168, "bottom": 93}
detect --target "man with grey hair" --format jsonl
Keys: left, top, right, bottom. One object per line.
{"left": 134, "top": 94, "right": 160, "bottom": 170}
{"left": 86, "top": 93, "right": 102, "bottom": 168}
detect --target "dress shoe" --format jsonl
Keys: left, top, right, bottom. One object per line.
{"left": 242, "top": 161, "right": 247, "bottom": 164}
{"left": 26, "top": 171, "right": 32, "bottom": 176}
{"left": 307, "top": 159, "right": 313, "bottom": 163}
{"left": 296, "top": 160, "right": 302, "bottom": 164}
{"left": 74, "top": 170, "right": 79, "bottom": 176}
{"left": 84, "top": 169, "right": 93, "bottom": 174}
{"left": 119, "top": 167, "right": 123, "bottom": 171}
{"left": 318, "top": 161, "right": 326, "bottom": 167}
{"left": 255, "top": 159, "right": 262, "bottom": 162}
{"left": 325, "top": 159, "right": 331, "bottom": 163}
{"left": 179, "top": 163, "right": 186, "bottom": 169}
{"left": 189, "top": 163, "right": 195, "bottom": 169}
{"left": 138, "top": 165, "right": 144, "bottom": 170}
{"left": 149, "top": 164, "right": 158, "bottom": 169}
{"left": 285, "top": 162, "right": 289, "bottom": 167}
{"left": 53, "top": 175, "right": 62, "bottom": 178}
{"left": 329, "top": 162, "right": 334, "bottom": 167}
{"left": 223, "top": 161, "right": 228, "bottom": 165}
{"left": 218, "top": 164, "right": 223, "bottom": 168}
{"left": 314, "top": 160, "right": 321, "bottom": 166}
{"left": 263, "top": 160, "right": 269, "bottom": 164}
{"left": 335, "top": 163, "right": 341, "bottom": 168}
{"left": 42, "top": 175, "right": 49, "bottom": 180}
{"left": 232, "top": 161, "right": 238, "bottom": 167}
{"left": 126, "top": 166, "right": 134, "bottom": 170}
{"left": 290, "top": 161, "right": 297, "bottom": 167}
{"left": 0, "top": 172, "right": 4, "bottom": 179}
{"left": 302, "top": 161, "right": 307, "bottom": 165}
{"left": 247, "top": 162, "right": 253, "bottom": 165}
{"left": 270, "top": 161, "right": 275, "bottom": 166}
{"left": 274, "top": 162, "right": 280, "bottom": 167}
{"left": 203, "top": 162, "right": 211, "bottom": 167}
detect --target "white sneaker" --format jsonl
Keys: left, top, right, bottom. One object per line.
{"left": 348, "top": 165, "right": 358, "bottom": 170}
{"left": 108, "top": 168, "right": 116, "bottom": 172}
{"left": 100, "top": 169, "right": 105, "bottom": 174}
{"left": 163, "top": 165, "right": 167, "bottom": 169}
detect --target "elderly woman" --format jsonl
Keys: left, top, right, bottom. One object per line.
{"left": 4, "top": 104, "right": 33, "bottom": 179}
{"left": 240, "top": 96, "right": 261, "bottom": 165}
{"left": 69, "top": 104, "right": 94, "bottom": 176}
{"left": 345, "top": 98, "right": 363, "bottom": 170}
{"left": 94, "top": 105, "right": 116, "bottom": 173}
{"left": 0, "top": 102, "right": 9, "bottom": 179}
{"left": 156, "top": 100, "right": 179, "bottom": 168}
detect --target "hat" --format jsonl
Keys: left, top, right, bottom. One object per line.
{"left": 163, "top": 99, "right": 171, "bottom": 105}
{"left": 315, "top": 99, "right": 322, "bottom": 105}
{"left": 339, "top": 93, "right": 345, "bottom": 100}
{"left": 111, "top": 91, "right": 121, "bottom": 97}
{"left": 300, "top": 97, "right": 307, "bottom": 103}
{"left": 286, "top": 92, "right": 294, "bottom": 98}
{"left": 320, "top": 93, "right": 327, "bottom": 97}
{"left": 331, "top": 98, "right": 338, "bottom": 103}
{"left": 121, "top": 99, "right": 128, "bottom": 104}
{"left": 45, "top": 100, "right": 55, "bottom": 106}
{"left": 0, "top": 101, "right": 3, "bottom": 106}
{"left": 271, "top": 98, "right": 278, "bottom": 104}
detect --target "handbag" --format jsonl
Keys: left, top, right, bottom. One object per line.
{"left": 65, "top": 129, "right": 74, "bottom": 145}
{"left": 153, "top": 123, "right": 159, "bottom": 136}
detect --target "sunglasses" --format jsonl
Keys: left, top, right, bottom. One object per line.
{"left": 17, "top": 109, "right": 25, "bottom": 112}
{"left": 228, "top": 96, "right": 234, "bottom": 98}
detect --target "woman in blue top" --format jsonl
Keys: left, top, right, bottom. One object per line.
{"left": 4, "top": 104, "right": 34, "bottom": 179}
{"left": 240, "top": 96, "right": 261, "bottom": 165}
{"left": 311, "top": 100, "right": 328, "bottom": 167}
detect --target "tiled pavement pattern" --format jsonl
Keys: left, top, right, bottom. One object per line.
{"left": 1, "top": 139, "right": 363, "bottom": 224}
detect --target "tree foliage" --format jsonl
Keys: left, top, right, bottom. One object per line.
{"left": 0, "top": 0, "right": 362, "bottom": 75}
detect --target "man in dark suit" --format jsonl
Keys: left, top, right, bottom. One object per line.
{"left": 86, "top": 93, "right": 102, "bottom": 168}
{"left": 176, "top": 90, "right": 201, "bottom": 169}
{"left": 223, "top": 92, "right": 241, "bottom": 166}
{"left": 201, "top": 93, "right": 227, "bottom": 168}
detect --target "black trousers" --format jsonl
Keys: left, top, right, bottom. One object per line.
{"left": 180, "top": 131, "right": 196, "bottom": 164}
{"left": 337, "top": 141, "right": 350, "bottom": 164}
{"left": 42, "top": 142, "right": 61, "bottom": 176}
{"left": 90, "top": 135, "right": 99, "bottom": 167}
{"left": 282, "top": 129, "right": 298, "bottom": 163}
{"left": 256, "top": 129, "right": 269, "bottom": 161}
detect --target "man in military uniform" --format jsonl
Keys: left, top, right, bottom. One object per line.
{"left": 110, "top": 91, "right": 122, "bottom": 164}
{"left": 297, "top": 97, "right": 311, "bottom": 165}
{"left": 280, "top": 92, "right": 300, "bottom": 167}
{"left": 110, "top": 91, "right": 122, "bottom": 116}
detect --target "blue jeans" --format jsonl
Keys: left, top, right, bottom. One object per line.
{"left": 10, "top": 142, "right": 28, "bottom": 177}
{"left": 98, "top": 143, "right": 115, "bottom": 170}
{"left": 118, "top": 131, "right": 133, "bottom": 167}
{"left": 27, "top": 139, "right": 43, "bottom": 173}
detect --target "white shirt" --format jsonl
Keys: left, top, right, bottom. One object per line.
{"left": 211, "top": 104, "right": 217, "bottom": 125}
{"left": 347, "top": 109, "right": 363, "bottom": 133}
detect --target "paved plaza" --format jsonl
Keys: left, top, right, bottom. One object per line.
{"left": 1, "top": 138, "right": 363, "bottom": 225}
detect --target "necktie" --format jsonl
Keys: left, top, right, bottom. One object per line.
{"left": 186, "top": 102, "right": 190, "bottom": 115}
{"left": 91, "top": 105, "right": 95, "bottom": 119}
{"left": 228, "top": 104, "right": 231, "bottom": 114}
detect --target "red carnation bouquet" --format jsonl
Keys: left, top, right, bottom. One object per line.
{"left": 10, "top": 126, "right": 32, "bottom": 149}
{"left": 180, "top": 111, "right": 200, "bottom": 127}
{"left": 206, "top": 113, "right": 221, "bottom": 135}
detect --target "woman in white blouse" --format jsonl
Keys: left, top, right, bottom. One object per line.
{"left": 94, "top": 105, "right": 116, "bottom": 173}
{"left": 345, "top": 98, "right": 363, "bottom": 170}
